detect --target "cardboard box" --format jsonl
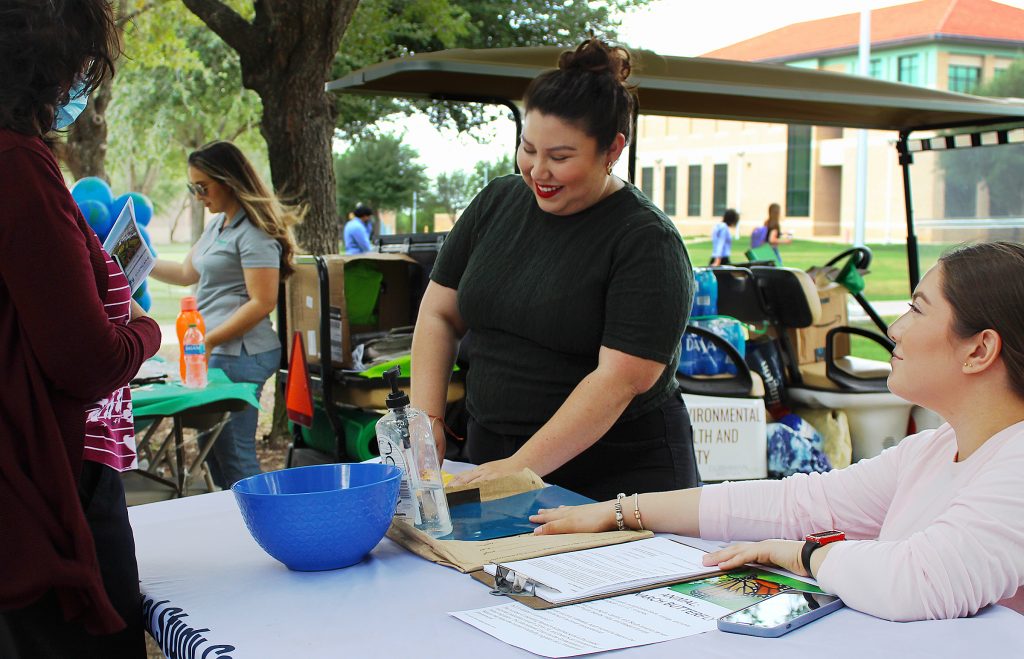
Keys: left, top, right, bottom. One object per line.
{"left": 683, "top": 393, "right": 767, "bottom": 481}
{"left": 787, "top": 282, "right": 850, "bottom": 364}
{"left": 285, "top": 253, "right": 419, "bottom": 369}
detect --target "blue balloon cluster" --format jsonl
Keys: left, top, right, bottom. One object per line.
{"left": 70, "top": 177, "right": 157, "bottom": 311}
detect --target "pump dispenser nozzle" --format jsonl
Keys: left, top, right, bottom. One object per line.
{"left": 382, "top": 366, "right": 409, "bottom": 409}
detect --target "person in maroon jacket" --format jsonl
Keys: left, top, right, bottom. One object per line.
{"left": 0, "top": 2, "right": 161, "bottom": 657}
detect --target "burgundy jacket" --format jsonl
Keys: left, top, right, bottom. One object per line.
{"left": 0, "top": 129, "right": 161, "bottom": 633}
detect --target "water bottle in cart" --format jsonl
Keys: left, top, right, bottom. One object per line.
{"left": 183, "top": 323, "right": 208, "bottom": 388}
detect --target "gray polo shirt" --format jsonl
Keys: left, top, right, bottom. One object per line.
{"left": 193, "top": 209, "right": 281, "bottom": 357}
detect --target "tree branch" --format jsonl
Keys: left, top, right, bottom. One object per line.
{"left": 180, "top": 0, "right": 257, "bottom": 62}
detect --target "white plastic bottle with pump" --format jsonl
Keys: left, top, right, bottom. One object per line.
{"left": 375, "top": 367, "right": 452, "bottom": 538}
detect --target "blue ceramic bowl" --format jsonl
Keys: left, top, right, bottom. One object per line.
{"left": 232, "top": 463, "right": 401, "bottom": 571}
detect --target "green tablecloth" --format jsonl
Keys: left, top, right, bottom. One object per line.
{"left": 132, "top": 368, "right": 260, "bottom": 418}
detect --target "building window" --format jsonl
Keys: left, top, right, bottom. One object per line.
{"left": 869, "top": 58, "right": 882, "bottom": 78}
{"left": 897, "top": 55, "right": 919, "bottom": 84}
{"left": 663, "top": 166, "right": 677, "bottom": 215}
{"left": 786, "top": 124, "right": 812, "bottom": 217}
{"left": 944, "top": 174, "right": 976, "bottom": 218}
{"left": 641, "top": 166, "right": 654, "bottom": 199}
{"left": 712, "top": 164, "right": 728, "bottom": 216}
{"left": 687, "top": 165, "right": 701, "bottom": 216}
{"left": 948, "top": 65, "right": 981, "bottom": 93}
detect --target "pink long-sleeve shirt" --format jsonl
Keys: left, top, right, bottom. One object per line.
{"left": 699, "top": 421, "right": 1024, "bottom": 621}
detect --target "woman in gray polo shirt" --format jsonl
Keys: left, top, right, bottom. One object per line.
{"left": 151, "top": 141, "right": 301, "bottom": 487}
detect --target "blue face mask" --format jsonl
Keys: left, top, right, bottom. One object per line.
{"left": 53, "top": 79, "right": 90, "bottom": 130}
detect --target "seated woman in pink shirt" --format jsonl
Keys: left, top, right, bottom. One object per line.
{"left": 532, "top": 241, "right": 1024, "bottom": 622}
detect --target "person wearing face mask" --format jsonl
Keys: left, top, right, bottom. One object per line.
{"left": 0, "top": 1, "right": 162, "bottom": 657}
{"left": 149, "top": 141, "right": 301, "bottom": 488}
{"left": 411, "top": 38, "right": 699, "bottom": 500}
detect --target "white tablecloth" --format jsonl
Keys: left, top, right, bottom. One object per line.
{"left": 129, "top": 491, "right": 1024, "bottom": 659}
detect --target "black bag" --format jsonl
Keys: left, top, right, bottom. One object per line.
{"left": 745, "top": 336, "right": 787, "bottom": 417}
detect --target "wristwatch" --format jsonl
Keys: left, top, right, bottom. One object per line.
{"left": 801, "top": 530, "right": 845, "bottom": 575}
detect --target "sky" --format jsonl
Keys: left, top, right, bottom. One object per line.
{"left": 378, "top": 0, "right": 1024, "bottom": 179}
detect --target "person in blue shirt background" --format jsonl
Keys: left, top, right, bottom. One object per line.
{"left": 344, "top": 204, "right": 374, "bottom": 254}
{"left": 710, "top": 208, "right": 739, "bottom": 266}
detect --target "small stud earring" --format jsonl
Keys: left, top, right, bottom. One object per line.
{"left": 964, "top": 362, "right": 971, "bottom": 368}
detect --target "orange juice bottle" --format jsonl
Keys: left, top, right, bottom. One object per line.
{"left": 176, "top": 296, "right": 206, "bottom": 380}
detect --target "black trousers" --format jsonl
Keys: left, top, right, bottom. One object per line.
{"left": 466, "top": 388, "right": 700, "bottom": 501}
{"left": 0, "top": 462, "right": 146, "bottom": 659}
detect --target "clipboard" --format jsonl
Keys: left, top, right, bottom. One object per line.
{"left": 470, "top": 564, "right": 724, "bottom": 610}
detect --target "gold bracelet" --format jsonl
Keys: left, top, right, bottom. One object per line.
{"left": 614, "top": 493, "right": 626, "bottom": 531}
{"left": 632, "top": 492, "right": 644, "bottom": 531}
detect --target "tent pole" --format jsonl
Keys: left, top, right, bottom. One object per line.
{"left": 430, "top": 94, "right": 522, "bottom": 173}
{"left": 897, "top": 131, "right": 920, "bottom": 293}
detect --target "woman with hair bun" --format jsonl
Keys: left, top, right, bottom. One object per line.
{"left": 411, "top": 38, "right": 699, "bottom": 500}
{"left": 150, "top": 140, "right": 301, "bottom": 488}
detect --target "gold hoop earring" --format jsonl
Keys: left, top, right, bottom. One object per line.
{"left": 606, "top": 162, "right": 614, "bottom": 175}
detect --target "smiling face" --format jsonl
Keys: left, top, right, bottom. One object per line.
{"left": 887, "top": 265, "right": 971, "bottom": 409}
{"left": 516, "top": 111, "right": 623, "bottom": 216}
{"left": 188, "top": 165, "right": 239, "bottom": 216}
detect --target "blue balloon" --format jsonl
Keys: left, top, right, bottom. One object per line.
{"left": 77, "top": 199, "right": 113, "bottom": 240}
{"left": 71, "top": 176, "right": 113, "bottom": 209}
{"left": 138, "top": 225, "right": 157, "bottom": 256}
{"left": 111, "top": 191, "right": 154, "bottom": 226}
{"left": 134, "top": 287, "right": 152, "bottom": 312}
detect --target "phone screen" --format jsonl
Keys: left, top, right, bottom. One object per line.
{"left": 720, "top": 591, "right": 840, "bottom": 628}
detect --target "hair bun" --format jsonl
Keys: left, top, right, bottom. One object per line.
{"left": 558, "top": 38, "right": 631, "bottom": 84}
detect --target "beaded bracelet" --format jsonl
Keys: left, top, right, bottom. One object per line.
{"left": 632, "top": 492, "right": 645, "bottom": 531}
{"left": 614, "top": 493, "right": 627, "bottom": 531}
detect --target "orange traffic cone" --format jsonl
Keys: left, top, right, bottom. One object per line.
{"left": 286, "top": 332, "right": 314, "bottom": 427}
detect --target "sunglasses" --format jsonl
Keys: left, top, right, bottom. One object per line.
{"left": 186, "top": 182, "right": 209, "bottom": 196}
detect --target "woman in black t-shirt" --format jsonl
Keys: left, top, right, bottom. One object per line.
{"left": 410, "top": 38, "right": 699, "bottom": 501}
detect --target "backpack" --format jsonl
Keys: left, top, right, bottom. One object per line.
{"left": 750, "top": 225, "right": 769, "bottom": 249}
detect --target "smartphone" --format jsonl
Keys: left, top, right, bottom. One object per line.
{"left": 717, "top": 590, "right": 844, "bottom": 638}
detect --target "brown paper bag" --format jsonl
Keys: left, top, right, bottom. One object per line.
{"left": 386, "top": 468, "right": 652, "bottom": 572}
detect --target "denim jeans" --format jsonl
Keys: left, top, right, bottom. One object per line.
{"left": 203, "top": 344, "right": 281, "bottom": 488}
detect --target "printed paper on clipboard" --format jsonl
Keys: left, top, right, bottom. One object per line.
{"left": 102, "top": 197, "right": 155, "bottom": 294}
{"left": 479, "top": 537, "right": 722, "bottom": 607}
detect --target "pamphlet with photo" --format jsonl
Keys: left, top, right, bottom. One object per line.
{"left": 102, "top": 197, "right": 155, "bottom": 293}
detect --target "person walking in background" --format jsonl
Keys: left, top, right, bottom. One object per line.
{"left": 0, "top": 1, "right": 162, "bottom": 655}
{"left": 750, "top": 202, "right": 791, "bottom": 263}
{"left": 344, "top": 203, "right": 374, "bottom": 254}
{"left": 411, "top": 38, "right": 699, "bottom": 501}
{"left": 150, "top": 141, "right": 301, "bottom": 488}
{"left": 710, "top": 208, "right": 739, "bottom": 266}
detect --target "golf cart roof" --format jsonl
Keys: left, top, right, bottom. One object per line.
{"left": 326, "top": 46, "right": 1024, "bottom": 133}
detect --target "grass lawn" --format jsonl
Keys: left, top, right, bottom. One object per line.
{"left": 683, "top": 235, "right": 949, "bottom": 301}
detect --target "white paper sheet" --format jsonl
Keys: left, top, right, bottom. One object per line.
{"left": 450, "top": 588, "right": 730, "bottom": 658}
{"left": 484, "top": 537, "right": 714, "bottom": 603}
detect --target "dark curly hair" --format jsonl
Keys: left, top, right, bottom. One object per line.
{"left": 523, "top": 38, "right": 636, "bottom": 152}
{"left": 0, "top": 0, "right": 120, "bottom": 136}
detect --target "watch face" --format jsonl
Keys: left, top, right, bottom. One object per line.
{"left": 806, "top": 530, "right": 846, "bottom": 543}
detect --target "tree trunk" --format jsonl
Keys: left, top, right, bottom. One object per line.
{"left": 181, "top": 0, "right": 359, "bottom": 256}
{"left": 259, "top": 88, "right": 339, "bottom": 255}
{"left": 191, "top": 196, "right": 206, "bottom": 246}
{"left": 61, "top": 76, "right": 113, "bottom": 181}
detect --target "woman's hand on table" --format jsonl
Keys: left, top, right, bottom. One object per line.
{"left": 447, "top": 457, "right": 527, "bottom": 488}
{"left": 530, "top": 501, "right": 617, "bottom": 535}
{"left": 702, "top": 539, "right": 808, "bottom": 577}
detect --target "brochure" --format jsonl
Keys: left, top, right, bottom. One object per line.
{"left": 102, "top": 197, "right": 155, "bottom": 294}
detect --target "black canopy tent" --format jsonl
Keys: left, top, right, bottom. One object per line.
{"left": 326, "top": 46, "right": 1024, "bottom": 290}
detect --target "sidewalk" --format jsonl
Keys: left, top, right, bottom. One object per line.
{"left": 848, "top": 299, "right": 907, "bottom": 322}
